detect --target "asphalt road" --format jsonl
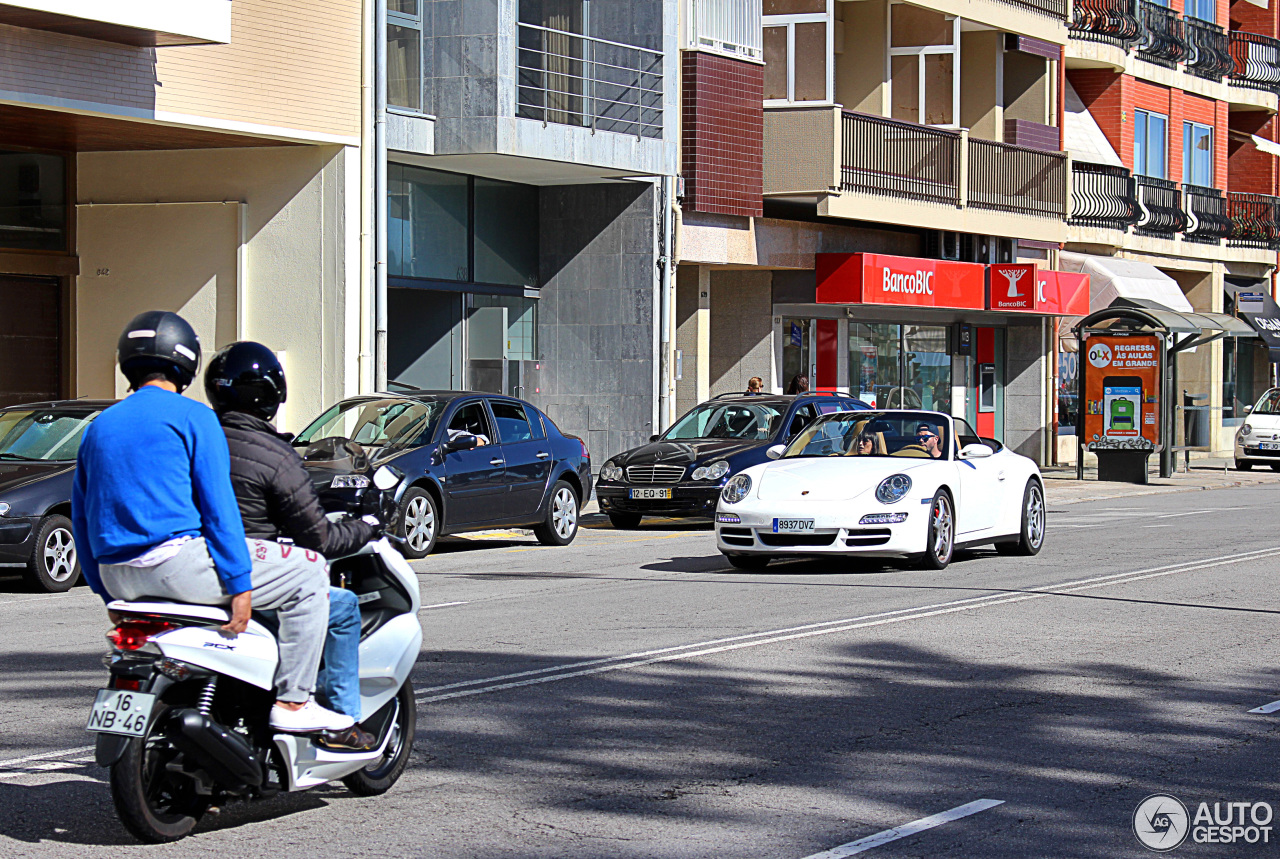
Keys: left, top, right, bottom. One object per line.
{"left": 3, "top": 487, "right": 1280, "bottom": 858}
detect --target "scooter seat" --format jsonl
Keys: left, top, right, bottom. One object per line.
{"left": 107, "top": 600, "right": 277, "bottom": 639}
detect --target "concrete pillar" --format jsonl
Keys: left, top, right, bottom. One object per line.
{"left": 696, "top": 266, "right": 712, "bottom": 403}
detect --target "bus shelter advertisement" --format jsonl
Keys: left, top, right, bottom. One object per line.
{"left": 1083, "top": 335, "right": 1162, "bottom": 451}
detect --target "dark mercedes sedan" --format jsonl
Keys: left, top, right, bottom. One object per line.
{"left": 295, "top": 390, "right": 592, "bottom": 558}
{"left": 0, "top": 400, "right": 115, "bottom": 592}
{"left": 595, "top": 393, "right": 867, "bottom": 528}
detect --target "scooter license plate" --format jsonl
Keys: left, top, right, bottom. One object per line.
{"left": 86, "top": 689, "right": 156, "bottom": 737}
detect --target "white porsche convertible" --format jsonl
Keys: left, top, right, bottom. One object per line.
{"left": 714, "top": 409, "right": 1045, "bottom": 570}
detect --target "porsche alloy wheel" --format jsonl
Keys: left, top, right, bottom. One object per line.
{"left": 997, "top": 480, "right": 1045, "bottom": 557}
{"left": 921, "top": 491, "right": 954, "bottom": 570}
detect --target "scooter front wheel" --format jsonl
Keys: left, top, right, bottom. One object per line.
{"left": 110, "top": 705, "right": 208, "bottom": 843}
{"left": 342, "top": 680, "right": 416, "bottom": 796}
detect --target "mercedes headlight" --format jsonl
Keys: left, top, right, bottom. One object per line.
{"left": 600, "top": 461, "right": 623, "bottom": 481}
{"left": 874, "top": 474, "right": 912, "bottom": 505}
{"left": 692, "top": 460, "right": 730, "bottom": 481}
{"left": 721, "top": 474, "right": 752, "bottom": 505}
{"left": 330, "top": 474, "right": 370, "bottom": 489}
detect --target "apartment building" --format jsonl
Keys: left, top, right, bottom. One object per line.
{"left": 377, "top": 0, "right": 679, "bottom": 462}
{"left": 0, "top": 1, "right": 365, "bottom": 430}
{"left": 673, "top": 0, "right": 1279, "bottom": 464}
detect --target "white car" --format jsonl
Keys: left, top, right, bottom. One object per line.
{"left": 1234, "top": 388, "right": 1280, "bottom": 472}
{"left": 714, "top": 409, "right": 1045, "bottom": 570}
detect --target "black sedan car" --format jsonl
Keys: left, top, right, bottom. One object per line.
{"left": 596, "top": 392, "right": 868, "bottom": 527}
{"left": 294, "top": 390, "right": 592, "bottom": 558}
{"left": 0, "top": 400, "right": 115, "bottom": 592}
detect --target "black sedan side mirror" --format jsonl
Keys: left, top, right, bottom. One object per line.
{"left": 442, "top": 433, "right": 479, "bottom": 453}
{"left": 649, "top": 434, "right": 659, "bottom": 442}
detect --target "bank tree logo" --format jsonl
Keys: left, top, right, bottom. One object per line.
{"left": 1088, "top": 342, "right": 1113, "bottom": 369}
{"left": 999, "top": 267, "right": 1027, "bottom": 298}
{"left": 1134, "top": 794, "right": 1190, "bottom": 852}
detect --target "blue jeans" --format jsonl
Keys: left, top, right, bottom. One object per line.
{"left": 316, "top": 587, "right": 361, "bottom": 721}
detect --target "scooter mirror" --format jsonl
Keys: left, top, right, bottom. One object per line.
{"left": 372, "top": 465, "right": 402, "bottom": 491}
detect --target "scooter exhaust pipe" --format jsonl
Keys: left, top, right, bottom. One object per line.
{"left": 165, "top": 708, "right": 264, "bottom": 792}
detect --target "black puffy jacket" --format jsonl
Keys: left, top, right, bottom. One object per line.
{"left": 218, "top": 410, "right": 376, "bottom": 557}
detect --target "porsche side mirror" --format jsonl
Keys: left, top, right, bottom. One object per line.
{"left": 766, "top": 444, "right": 786, "bottom": 460}
{"left": 959, "top": 442, "right": 993, "bottom": 460}
{"left": 442, "top": 433, "right": 479, "bottom": 453}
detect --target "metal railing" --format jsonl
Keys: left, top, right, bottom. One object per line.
{"left": 516, "top": 23, "right": 664, "bottom": 139}
{"left": 1133, "top": 175, "right": 1188, "bottom": 237}
{"left": 1183, "top": 17, "right": 1233, "bottom": 81}
{"left": 968, "top": 138, "right": 1067, "bottom": 217}
{"left": 1229, "top": 30, "right": 1280, "bottom": 93}
{"left": 1070, "top": 0, "right": 1142, "bottom": 47}
{"left": 1136, "top": 0, "right": 1189, "bottom": 68}
{"left": 1227, "top": 191, "right": 1280, "bottom": 249}
{"left": 1181, "top": 183, "right": 1232, "bottom": 243}
{"left": 1069, "top": 161, "right": 1140, "bottom": 230}
{"left": 840, "top": 111, "right": 961, "bottom": 206}
{"left": 1002, "top": 0, "right": 1068, "bottom": 20}
{"left": 686, "top": 0, "right": 762, "bottom": 60}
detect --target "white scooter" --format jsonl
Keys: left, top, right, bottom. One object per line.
{"left": 88, "top": 466, "right": 421, "bottom": 843}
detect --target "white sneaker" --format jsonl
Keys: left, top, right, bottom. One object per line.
{"left": 270, "top": 699, "right": 355, "bottom": 733}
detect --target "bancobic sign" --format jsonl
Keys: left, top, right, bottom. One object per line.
{"left": 988, "top": 264, "right": 1090, "bottom": 315}
{"left": 816, "top": 253, "right": 986, "bottom": 309}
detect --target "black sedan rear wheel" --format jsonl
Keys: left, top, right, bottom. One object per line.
{"left": 24, "top": 514, "right": 81, "bottom": 593}
{"left": 534, "top": 481, "right": 579, "bottom": 546}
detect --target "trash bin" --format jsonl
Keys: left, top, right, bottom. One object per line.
{"left": 1183, "top": 392, "right": 1209, "bottom": 448}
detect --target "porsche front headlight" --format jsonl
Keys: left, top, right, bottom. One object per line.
{"left": 874, "top": 474, "right": 912, "bottom": 505}
{"left": 601, "top": 461, "right": 623, "bottom": 481}
{"left": 721, "top": 474, "right": 752, "bottom": 505}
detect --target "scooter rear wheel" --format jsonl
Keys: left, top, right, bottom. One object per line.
{"left": 342, "top": 680, "right": 416, "bottom": 796}
{"left": 110, "top": 705, "right": 208, "bottom": 843}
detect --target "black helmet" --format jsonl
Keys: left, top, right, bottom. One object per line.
{"left": 204, "top": 341, "right": 287, "bottom": 421}
{"left": 117, "top": 311, "right": 202, "bottom": 392}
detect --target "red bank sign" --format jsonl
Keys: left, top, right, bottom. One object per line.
{"left": 816, "top": 254, "right": 986, "bottom": 310}
{"left": 988, "top": 264, "right": 1089, "bottom": 315}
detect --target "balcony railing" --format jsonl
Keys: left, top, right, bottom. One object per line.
{"left": 1070, "top": 0, "right": 1142, "bottom": 48}
{"left": 1134, "top": 175, "right": 1188, "bottom": 237}
{"left": 1184, "top": 17, "right": 1233, "bottom": 81}
{"left": 1228, "top": 192, "right": 1280, "bottom": 249}
{"left": 1136, "top": 0, "right": 1189, "bottom": 68}
{"left": 1005, "top": 0, "right": 1068, "bottom": 20}
{"left": 1069, "top": 162, "right": 1140, "bottom": 230}
{"left": 1181, "top": 184, "right": 1233, "bottom": 243}
{"left": 840, "top": 112, "right": 961, "bottom": 206}
{"left": 1229, "top": 31, "right": 1280, "bottom": 94}
{"left": 516, "top": 23, "right": 664, "bottom": 139}
{"left": 968, "top": 139, "right": 1068, "bottom": 217}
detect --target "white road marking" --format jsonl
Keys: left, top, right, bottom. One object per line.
{"left": 422, "top": 601, "right": 468, "bottom": 610}
{"left": 799, "top": 799, "right": 1005, "bottom": 858}
{"left": 1248, "top": 699, "right": 1280, "bottom": 714}
{"left": 0, "top": 745, "right": 94, "bottom": 769}
{"left": 416, "top": 545, "right": 1280, "bottom": 703}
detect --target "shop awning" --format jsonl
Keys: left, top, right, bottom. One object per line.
{"left": 1058, "top": 251, "right": 1195, "bottom": 313}
{"left": 1233, "top": 289, "right": 1280, "bottom": 362}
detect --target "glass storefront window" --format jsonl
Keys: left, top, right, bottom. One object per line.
{"left": 471, "top": 294, "right": 539, "bottom": 360}
{"left": 846, "top": 323, "right": 949, "bottom": 412}
{"left": 848, "top": 323, "right": 901, "bottom": 408}
{"left": 1058, "top": 350, "right": 1079, "bottom": 432}
{"left": 474, "top": 178, "right": 539, "bottom": 288}
{"left": 781, "top": 318, "right": 811, "bottom": 390}
{"left": 904, "top": 325, "right": 951, "bottom": 413}
{"left": 1224, "top": 337, "right": 1267, "bottom": 420}
{"left": 0, "top": 151, "right": 66, "bottom": 252}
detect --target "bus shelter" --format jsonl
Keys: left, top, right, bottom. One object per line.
{"left": 1073, "top": 298, "right": 1255, "bottom": 482}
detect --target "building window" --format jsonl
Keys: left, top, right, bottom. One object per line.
{"left": 387, "top": 0, "right": 422, "bottom": 111}
{"left": 1133, "top": 109, "right": 1167, "bottom": 178}
{"left": 0, "top": 150, "right": 67, "bottom": 253}
{"left": 388, "top": 163, "right": 540, "bottom": 289}
{"left": 763, "top": 0, "right": 832, "bottom": 104}
{"left": 847, "top": 322, "right": 951, "bottom": 412}
{"left": 1182, "top": 121, "right": 1213, "bottom": 187}
{"left": 1185, "top": 0, "right": 1213, "bottom": 22}
{"left": 686, "top": 0, "right": 763, "bottom": 60}
{"left": 471, "top": 294, "right": 539, "bottom": 361}
{"left": 887, "top": 3, "right": 959, "bottom": 127}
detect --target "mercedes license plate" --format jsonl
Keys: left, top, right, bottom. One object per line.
{"left": 1261, "top": 443, "right": 1280, "bottom": 451}
{"left": 629, "top": 488, "right": 672, "bottom": 500}
{"left": 773, "top": 518, "right": 815, "bottom": 533}
{"left": 86, "top": 689, "right": 155, "bottom": 737}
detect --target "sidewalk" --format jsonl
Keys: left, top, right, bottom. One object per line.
{"left": 1042, "top": 456, "right": 1280, "bottom": 506}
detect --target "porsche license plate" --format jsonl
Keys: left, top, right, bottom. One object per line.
{"left": 1261, "top": 443, "right": 1280, "bottom": 451}
{"left": 86, "top": 689, "right": 155, "bottom": 737}
{"left": 629, "top": 488, "right": 672, "bottom": 500}
{"left": 773, "top": 518, "right": 815, "bottom": 533}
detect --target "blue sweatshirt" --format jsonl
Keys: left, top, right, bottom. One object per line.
{"left": 71, "top": 386, "right": 253, "bottom": 601}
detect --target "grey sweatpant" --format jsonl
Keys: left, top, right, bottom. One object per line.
{"left": 100, "top": 537, "right": 329, "bottom": 703}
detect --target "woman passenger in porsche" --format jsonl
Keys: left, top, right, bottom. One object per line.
{"left": 786, "top": 413, "right": 951, "bottom": 459}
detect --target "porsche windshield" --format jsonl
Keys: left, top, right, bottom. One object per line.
{"left": 663, "top": 402, "right": 783, "bottom": 441}
{"left": 784, "top": 411, "right": 952, "bottom": 460}
{"left": 1253, "top": 388, "right": 1280, "bottom": 416}
{"left": 0, "top": 408, "right": 101, "bottom": 462}
{"left": 295, "top": 398, "right": 443, "bottom": 448}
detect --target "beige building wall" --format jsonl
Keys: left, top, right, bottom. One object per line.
{"left": 75, "top": 145, "right": 359, "bottom": 431}
{"left": 835, "top": 0, "right": 886, "bottom": 115}
{"left": 709, "top": 271, "right": 774, "bottom": 397}
{"left": 1004, "top": 50, "right": 1050, "bottom": 125}
{"left": 960, "top": 30, "right": 1001, "bottom": 141}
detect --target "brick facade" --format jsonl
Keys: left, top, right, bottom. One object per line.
{"left": 681, "top": 51, "right": 764, "bottom": 218}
